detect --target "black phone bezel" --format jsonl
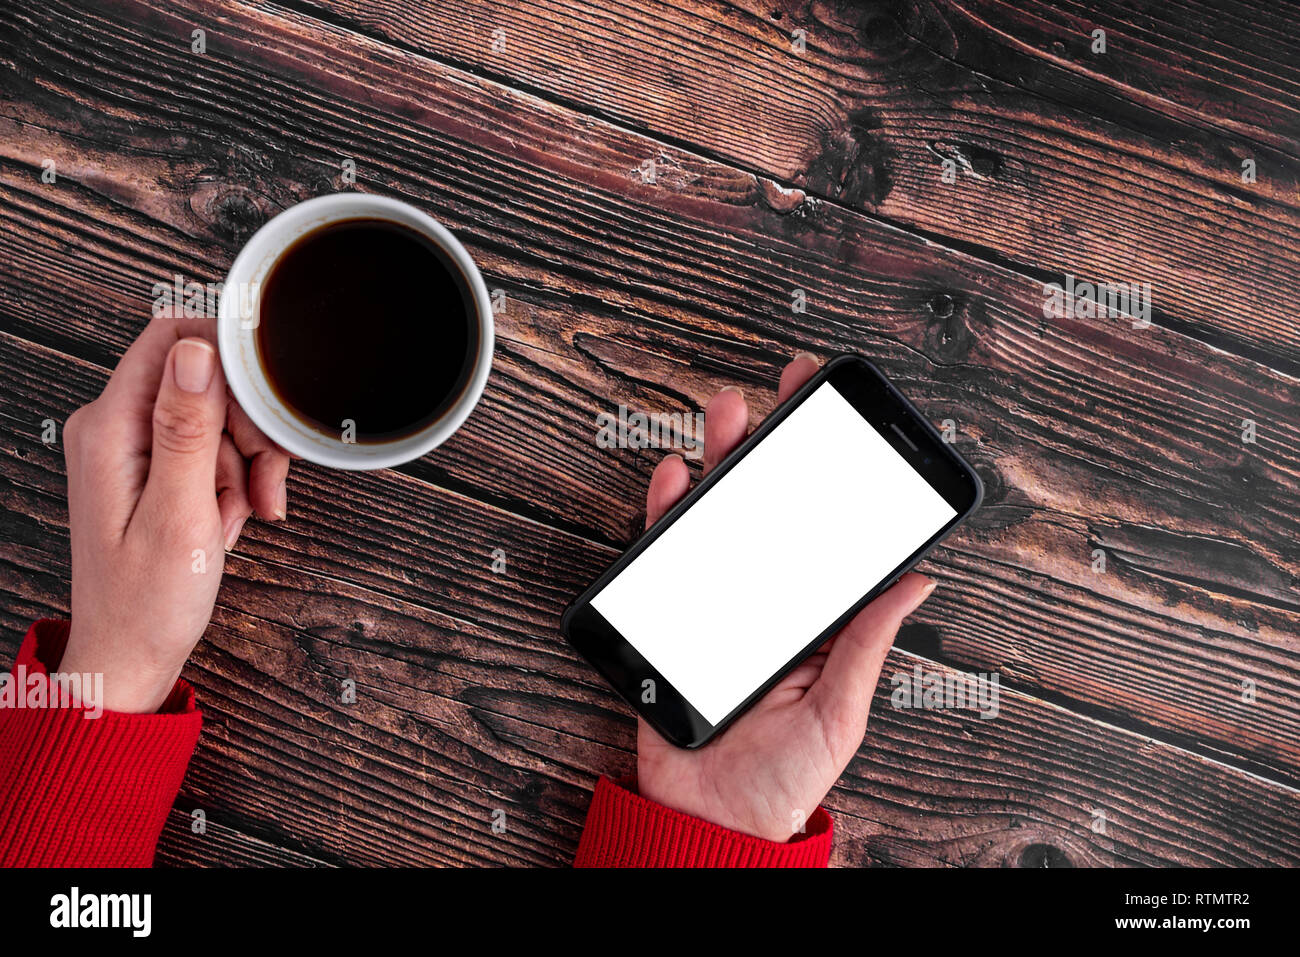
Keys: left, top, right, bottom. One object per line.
{"left": 560, "top": 353, "right": 984, "bottom": 748}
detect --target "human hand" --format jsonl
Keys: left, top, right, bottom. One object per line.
{"left": 57, "top": 313, "right": 291, "bottom": 713}
{"left": 635, "top": 354, "right": 935, "bottom": 842}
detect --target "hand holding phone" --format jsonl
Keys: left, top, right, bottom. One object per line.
{"left": 571, "top": 354, "right": 976, "bottom": 843}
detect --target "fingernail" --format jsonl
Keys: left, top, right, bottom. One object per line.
{"left": 796, "top": 352, "right": 820, "bottom": 365}
{"left": 274, "top": 479, "right": 287, "bottom": 520}
{"left": 904, "top": 577, "right": 938, "bottom": 617}
{"left": 224, "top": 515, "right": 246, "bottom": 552}
{"left": 720, "top": 385, "right": 744, "bottom": 400}
{"left": 174, "top": 340, "right": 216, "bottom": 394}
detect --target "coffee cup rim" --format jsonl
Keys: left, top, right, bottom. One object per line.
{"left": 218, "top": 194, "right": 494, "bottom": 470}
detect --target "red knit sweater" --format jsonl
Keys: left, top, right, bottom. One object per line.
{"left": 0, "top": 620, "right": 832, "bottom": 867}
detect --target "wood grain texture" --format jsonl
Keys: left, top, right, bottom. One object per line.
{"left": 290, "top": 0, "right": 1300, "bottom": 373}
{"left": 0, "top": 0, "right": 1297, "bottom": 865}
{"left": 1, "top": 332, "right": 1296, "bottom": 867}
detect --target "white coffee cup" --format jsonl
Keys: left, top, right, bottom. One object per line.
{"left": 217, "top": 194, "right": 494, "bottom": 470}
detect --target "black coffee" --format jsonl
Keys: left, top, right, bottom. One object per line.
{"left": 256, "top": 218, "right": 479, "bottom": 444}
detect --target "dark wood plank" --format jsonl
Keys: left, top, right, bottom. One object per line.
{"left": 289, "top": 0, "right": 1300, "bottom": 373}
{"left": 948, "top": 0, "right": 1300, "bottom": 149}
{"left": 156, "top": 809, "right": 334, "bottom": 867}
{"left": 1, "top": 0, "right": 1298, "bottom": 787}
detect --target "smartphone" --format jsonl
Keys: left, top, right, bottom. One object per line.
{"left": 561, "top": 354, "right": 983, "bottom": 748}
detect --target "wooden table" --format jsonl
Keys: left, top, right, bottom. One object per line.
{"left": 1, "top": 0, "right": 1297, "bottom": 867}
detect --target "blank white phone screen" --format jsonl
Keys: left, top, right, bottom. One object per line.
{"left": 590, "top": 381, "right": 957, "bottom": 726}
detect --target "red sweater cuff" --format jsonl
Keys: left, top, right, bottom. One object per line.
{"left": 0, "top": 619, "right": 202, "bottom": 867}
{"left": 575, "top": 776, "right": 833, "bottom": 867}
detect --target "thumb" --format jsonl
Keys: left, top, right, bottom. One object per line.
{"left": 808, "top": 573, "right": 936, "bottom": 724}
{"left": 139, "top": 337, "right": 226, "bottom": 517}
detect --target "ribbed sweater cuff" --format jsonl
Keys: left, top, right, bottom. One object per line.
{"left": 574, "top": 775, "right": 833, "bottom": 867}
{"left": 0, "top": 619, "right": 202, "bottom": 867}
